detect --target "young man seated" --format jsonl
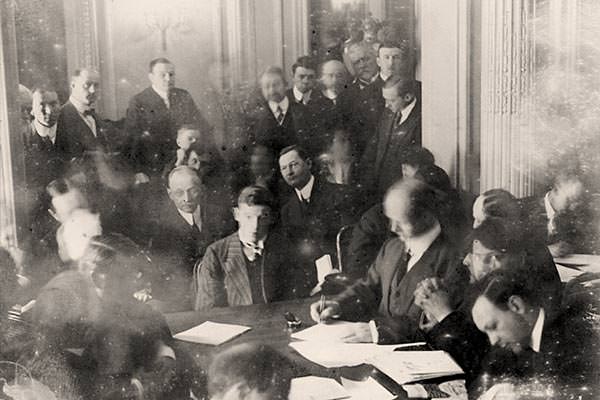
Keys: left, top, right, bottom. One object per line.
{"left": 208, "top": 343, "right": 294, "bottom": 400}
{"left": 471, "top": 268, "right": 599, "bottom": 398}
{"left": 194, "top": 186, "right": 303, "bottom": 310}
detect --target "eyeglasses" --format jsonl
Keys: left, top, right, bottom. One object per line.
{"left": 468, "top": 250, "right": 507, "bottom": 265}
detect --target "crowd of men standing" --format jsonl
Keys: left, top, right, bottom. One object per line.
{"left": 2, "top": 24, "right": 598, "bottom": 400}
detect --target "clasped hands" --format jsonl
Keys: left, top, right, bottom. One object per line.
{"left": 309, "top": 300, "right": 373, "bottom": 343}
{"left": 414, "top": 277, "right": 453, "bottom": 324}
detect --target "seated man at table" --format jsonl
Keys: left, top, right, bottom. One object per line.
{"left": 194, "top": 186, "right": 299, "bottom": 310}
{"left": 311, "top": 178, "right": 468, "bottom": 344}
{"left": 471, "top": 268, "right": 599, "bottom": 396}
{"left": 208, "top": 343, "right": 294, "bottom": 400}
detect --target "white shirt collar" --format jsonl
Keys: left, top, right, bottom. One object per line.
{"left": 152, "top": 85, "right": 169, "bottom": 101}
{"left": 177, "top": 206, "right": 201, "bottom": 229}
{"left": 33, "top": 120, "right": 57, "bottom": 143}
{"left": 293, "top": 86, "right": 311, "bottom": 104}
{"left": 379, "top": 72, "right": 392, "bottom": 82}
{"left": 322, "top": 89, "right": 338, "bottom": 101}
{"left": 238, "top": 231, "right": 266, "bottom": 250}
{"left": 530, "top": 308, "right": 545, "bottom": 353}
{"left": 295, "top": 174, "right": 315, "bottom": 202}
{"left": 405, "top": 221, "right": 441, "bottom": 272}
{"left": 69, "top": 95, "right": 93, "bottom": 113}
{"left": 268, "top": 96, "right": 289, "bottom": 115}
{"left": 398, "top": 97, "right": 417, "bottom": 125}
{"left": 543, "top": 192, "right": 556, "bottom": 221}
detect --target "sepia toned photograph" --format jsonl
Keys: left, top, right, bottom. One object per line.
{"left": 0, "top": 0, "right": 599, "bottom": 399}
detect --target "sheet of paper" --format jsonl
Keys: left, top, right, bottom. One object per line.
{"left": 289, "top": 341, "right": 398, "bottom": 368}
{"left": 341, "top": 377, "right": 394, "bottom": 400}
{"left": 556, "top": 264, "right": 584, "bottom": 282}
{"left": 173, "top": 321, "right": 251, "bottom": 345}
{"left": 369, "top": 351, "right": 464, "bottom": 384}
{"left": 291, "top": 321, "right": 363, "bottom": 342}
{"left": 316, "top": 254, "right": 334, "bottom": 283}
{"left": 554, "top": 254, "right": 600, "bottom": 267}
{"left": 401, "top": 384, "right": 428, "bottom": 398}
{"left": 289, "top": 376, "right": 350, "bottom": 400}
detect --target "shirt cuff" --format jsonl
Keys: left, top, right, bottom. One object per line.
{"left": 130, "top": 378, "right": 144, "bottom": 399}
{"left": 368, "top": 320, "right": 379, "bottom": 344}
{"left": 157, "top": 343, "right": 176, "bottom": 360}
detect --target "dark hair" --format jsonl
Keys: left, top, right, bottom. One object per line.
{"left": 237, "top": 185, "right": 275, "bottom": 209}
{"left": 479, "top": 189, "right": 520, "bottom": 221}
{"left": 471, "top": 219, "right": 525, "bottom": 254}
{"left": 208, "top": 343, "right": 293, "bottom": 399}
{"left": 279, "top": 144, "right": 310, "bottom": 162}
{"left": 388, "top": 178, "right": 439, "bottom": 234}
{"left": 46, "top": 178, "right": 70, "bottom": 198}
{"left": 292, "top": 56, "right": 317, "bottom": 75}
{"left": 414, "top": 164, "right": 452, "bottom": 194}
{"left": 149, "top": 57, "right": 172, "bottom": 72}
{"left": 478, "top": 269, "right": 543, "bottom": 310}
{"left": 402, "top": 146, "right": 435, "bottom": 169}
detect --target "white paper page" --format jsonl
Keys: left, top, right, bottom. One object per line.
{"left": 289, "top": 376, "right": 350, "bottom": 400}
{"left": 315, "top": 254, "right": 334, "bottom": 282}
{"left": 340, "top": 377, "right": 394, "bottom": 400}
{"left": 173, "top": 321, "right": 251, "bottom": 345}
{"left": 369, "top": 351, "right": 463, "bottom": 384}
{"left": 556, "top": 264, "right": 584, "bottom": 282}
{"left": 401, "top": 384, "right": 428, "bottom": 398}
{"left": 289, "top": 341, "right": 398, "bottom": 368}
{"left": 291, "top": 321, "right": 364, "bottom": 342}
{"left": 554, "top": 253, "right": 600, "bottom": 266}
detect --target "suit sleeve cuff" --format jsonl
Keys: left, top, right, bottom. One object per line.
{"left": 368, "top": 319, "right": 379, "bottom": 344}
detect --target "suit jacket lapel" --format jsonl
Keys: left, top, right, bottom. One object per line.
{"left": 222, "top": 236, "right": 253, "bottom": 305}
{"left": 375, "top": 111, "right": 394, "bottom": 171}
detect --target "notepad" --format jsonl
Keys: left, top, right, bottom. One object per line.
{"left": 556, "top": 264, "right": 584, "bottom": 282}
{"left": 291, "top": 321, "right": 362, "bottom": 342}
{"left": 340, "top": 377, "right": 394, "bottom": 400}
{"left": 369, "top": 351, "right": 464, "bottom": 384}
{"left": 173, "top": 321, "right": 251, "bottom": 345}
{"left": 554, "top": 253, "right": 600, "bottom": 267}
{"left": 289, "top": 376, "right": 350, "bottom": 400}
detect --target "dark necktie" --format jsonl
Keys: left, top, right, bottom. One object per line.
{"left": 393, "top": 111, "right": 403, "bottom": 127}
{"left": 276, "top": 106, "right": 285, "bottom": 125}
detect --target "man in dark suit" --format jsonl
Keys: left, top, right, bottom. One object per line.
{"left": 286, "top": 56, "right": 317, "bottom": 106}
{"left": 344, "top": 41, "right": 384, "bottom": 156}
{"left": 55, "top": 68, "right": 108, "bottom": 163}
{"left": 194, "top": 186, "right": 299, "bottom": 310}
{"left": 307, "top": 59, "right": 351, "bottom": 156}
{"left": 519, "top": 172, "right": 594, "bottom": 257}
{"left": 24, "top": 89, "right": 63, "bottom": 192}
{"left": 361, "top": 76, "right": 421, "bottom": 198}
{"left": 311, "top": 178, "right": 468, "bottom": 344}
{"left": 147, "top": 166, "right": 234, "bottom": 311}
{"left": 124, "top": 58, "right": 212, "bottom": 181}
{"left": 471, "top": 269, "right": 599, "bottom": 393}
{"left": 244, "top": 66, "right": 307, "bottom": 154}
{"left": 279, "top": 145, "right": 358, "bottom": 295}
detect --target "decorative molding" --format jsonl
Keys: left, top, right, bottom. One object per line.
{"left": 479, "top": 0, "right": 534, "bottom": 196}
{"left": 419, "top": 0, "right": 471, "bottom": 190}
{"left": 0, "top": 0, "right": 24, "bottom": 249}
{"left": 64, "top": 0, "right": 100, "bottom": 73}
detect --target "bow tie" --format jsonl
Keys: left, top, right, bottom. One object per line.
{"left": 82, "top": 109, "right": 96, "bottom": 117}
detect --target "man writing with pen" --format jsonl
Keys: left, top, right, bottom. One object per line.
{"left": 310, "top": 178, "right": 469, "bottom": 344}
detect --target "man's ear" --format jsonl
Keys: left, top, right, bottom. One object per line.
{"left": 232, "top": 207, "right": 240, "bottom": 222}
{"left": 507, "top": 295, "right": 527, "bottom": 314}
{"left": 306, "top": 158, "right": 313, "bottom": 169}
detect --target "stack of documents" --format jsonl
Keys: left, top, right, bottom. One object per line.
{"left": 369, "top": 351, "right": 464, "bottom": 384}
{"left": 289, "top": 376, "right": 350, "bottom": 400}
{"left": 554, "top": 254, "right": 600, "bottom": 282}
{"left": 173, "top": 321, "right": 251, "bottom": 345}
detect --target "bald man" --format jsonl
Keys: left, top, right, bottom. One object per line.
{"left": 147, "top": 166, "right": 234, "bottom": 311}
{"left": 311, "top": 178, "right": 468, "bottom": 344}
{"left": 55, "top": 68, "right": 108, "bottom": 162}
{"left": 307, "top": 60, "right": 353, "bottom": 156}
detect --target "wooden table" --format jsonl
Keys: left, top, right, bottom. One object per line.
{"left": 166, "top": 298, "right": 410, "bottom": 397}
